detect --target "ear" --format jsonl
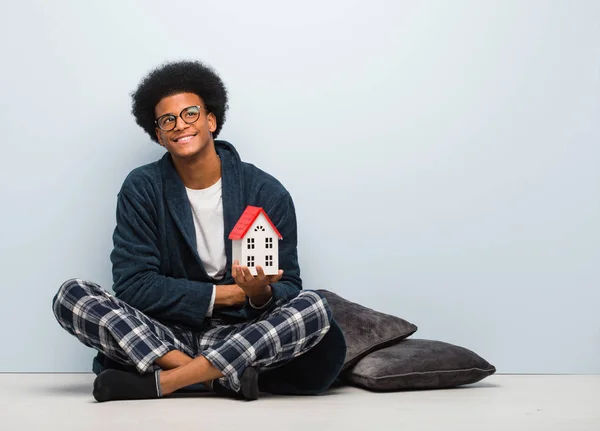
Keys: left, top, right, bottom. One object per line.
{"left": 155, "top": 128, "right": 165, "bottom": 146}
{"left": 208, "top": 112, "right": 217, "bottom": 134}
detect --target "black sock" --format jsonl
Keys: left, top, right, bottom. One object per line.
{"left": 213, "top": 367, "right": 259, "bottom": 401}
{"left": 239, "top": 367, "right": 259, "bottom": 400}
{"left": 93, "top": 369, "right": 160, "bottom": 402}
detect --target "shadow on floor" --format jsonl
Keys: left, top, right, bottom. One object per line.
{"left": 347, "top": 381, "right": 501, "bottom": 394}
{"left": 40, "top": 382, "right": 92, "bottom": 396}
{"left": 37, "top": 378, "right": 497, "bottom": 399}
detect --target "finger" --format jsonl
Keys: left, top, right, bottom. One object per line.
{"left": 232, "top": 271, "right": 243, "bottom": 286}
{"left": 232, "top": 263, "right": 246, "bottom": 285}
{"left": 235, "top": 266, "right": 245, "bottom": 283}
{"left": 268, "top": 269, "right": 283, "bottom": 284}
{"left": 256, "top": 266, "right": 266, "bottom": 281}
{"left": 240, "top": 266, "right": 252, "bottom": 282}
{"left": 245, "top": 267, "right": 255, "bottom": 283}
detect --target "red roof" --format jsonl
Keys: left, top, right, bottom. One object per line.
{"left": 228, "top": 205, "right": 283, "bottom": 240}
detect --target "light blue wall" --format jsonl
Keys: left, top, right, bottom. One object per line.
{"left": 1, "top": 0, "right": 598, "bottom": 373}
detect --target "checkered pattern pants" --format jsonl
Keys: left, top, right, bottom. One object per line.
{"left": 52, "top": 279, "right": 332, "bottom": 393}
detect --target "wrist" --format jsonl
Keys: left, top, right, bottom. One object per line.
{"left": 215, "top": 284, "right": 246, "bottom": 308}
{"left": 249, "top": 285, "right": 272, "bottom": 307}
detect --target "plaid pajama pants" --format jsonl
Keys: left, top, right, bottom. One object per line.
{"left": 52, "top": 279, "right": 332, "bottom": 393}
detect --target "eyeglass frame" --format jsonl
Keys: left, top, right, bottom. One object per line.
{"left": 154, "top": 105, "right": 208, "bottom": 131}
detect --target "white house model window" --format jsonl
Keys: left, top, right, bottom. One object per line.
{"left": 229, "top": 206, "right": 283, "bottom": 276}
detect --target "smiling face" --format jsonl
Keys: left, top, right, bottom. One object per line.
{"left": 154, "top": 92, "right": 217, "bottom": 161}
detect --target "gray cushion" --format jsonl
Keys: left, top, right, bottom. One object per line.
{"left": 346, "top": 339, "right": 496, "bottom": 391}
{"left": 317, "top": 290, "right": 418, "bottom": 370}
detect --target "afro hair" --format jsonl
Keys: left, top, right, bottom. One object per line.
{"left": 131, "top": 60, "right": 229, "bottom": 143}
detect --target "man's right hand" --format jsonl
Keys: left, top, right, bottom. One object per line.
{"left": 214, "top": 284, "right": 246, "bottom": 308}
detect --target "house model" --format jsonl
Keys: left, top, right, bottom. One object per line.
{"left": 229, "top": 205, "right": 282, "bottom": 276}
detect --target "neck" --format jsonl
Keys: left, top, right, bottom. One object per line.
{"left": 171, "top": 144, "right": 222, "bottom": 190}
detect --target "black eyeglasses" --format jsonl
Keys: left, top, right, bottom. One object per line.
{"left": 155, "top": 105, "right": 206, "bottom": 131}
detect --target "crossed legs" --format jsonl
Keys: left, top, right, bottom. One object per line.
{"left": 53, "top": 279, "right": 332, "bottom": 402}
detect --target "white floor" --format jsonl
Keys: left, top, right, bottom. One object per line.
{"left": 1, "top": 374, "right": 598, "bottom": 430}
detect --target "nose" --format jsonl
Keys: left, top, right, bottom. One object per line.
{"left": 173, "top": 115, "right": 190, "bottom": 131}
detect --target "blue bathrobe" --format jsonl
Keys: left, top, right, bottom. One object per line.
{"left": 93, "top": 140, "right": 346, "bottom": 395}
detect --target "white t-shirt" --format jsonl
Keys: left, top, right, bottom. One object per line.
{"left": 186, "top": 179, "right": 226, "bottom": 317}
{"left": 186, "top": 177, "right": 272, "bottom": 316}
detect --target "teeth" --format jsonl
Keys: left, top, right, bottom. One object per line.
{"left": 176, "top": 135, "right": 194, "bottom": 143}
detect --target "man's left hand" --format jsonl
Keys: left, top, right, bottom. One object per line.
{"left": 232, "top": 260, "right": 283, "bottom": 302}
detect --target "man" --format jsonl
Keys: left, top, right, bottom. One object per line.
{"left": 52, "top": 60, "right": 346, "bottom": 402}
